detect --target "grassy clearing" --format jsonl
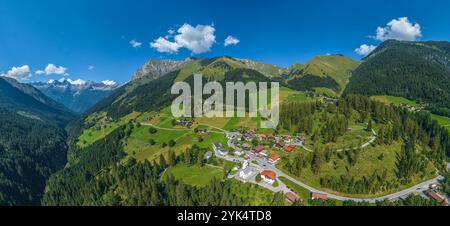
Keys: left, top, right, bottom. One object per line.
{"left": 165, "top": 163, "right": 223, "bottom": 187}
{"left": 372, "top": 95, "right": 419, "bottom": 107}
{"left": 372, "top": 95, "right": 450, "bottom": 134}
{"left": 77, "top": 112, "right": 141, "bottom": 147}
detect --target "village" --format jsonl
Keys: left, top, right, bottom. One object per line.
{"left": 209, "top": 128, "right": 329, "bottom": 204}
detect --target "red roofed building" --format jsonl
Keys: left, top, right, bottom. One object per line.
{"left": 286, "top": 192, "right": 300, "bottom": 203}
{"left": 269, "top": 153, "right": 281, "bottom": 164}
{"left": 260, "top": 170, "right": 276, "bottom": 184}
{"left": 284, "top": 145, "right": 295, "bottom": 153}
{"left": 425, "top": 190, "right": 446, "bottom": 204}
{"left": 258, "top": 134, "right": 267, "bottom": 140}
{"left": 311, "top": 192, "right": 328, "bottom": 200}
{"left": 253, "top": 145, "right": 265, "bottom": 153}
{"left": 275, "top": 142, "right": 285, "bottom": 149}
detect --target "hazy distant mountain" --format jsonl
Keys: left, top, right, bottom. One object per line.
{"left": 32, "top": 78, "right": 120, "bottom": 114}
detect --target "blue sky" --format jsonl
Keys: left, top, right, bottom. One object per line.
{"left": 1, "top": 0, "right": 450, "bottom": 84}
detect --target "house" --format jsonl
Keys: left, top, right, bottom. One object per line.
{"left": 258, "top": 134, "right": 267, "bottom": 140}
{"left": 241, "top": 143, "right": 251, "bottom": 149}
{"left": 269, "top": 153, "right": 281, "bottom": 164}
{"left": 234, "top": 148, "right": 244, "bottom": 156}
{"left": 275, "top": 141, "right": 285, "bottom": 149}
{"left": 243, "top": 131, "right": 257, "bottom": 141}
{"left": 259, "top": 150, "right": 269, "bottom": 157}
{"left": 197, "top": 128, "right": 208, "bottom": 134}
{"left": 311, "top": 192, "right": 328, "bottom": 200}
{"left": 286, "top": 192, "right": 300, "bottom": 203}
{"left": 425, "top": 190, "right": 446, "bottom": 204}
{"left": 239, "top": 167, "right": 254, "bottom": 180}
{"left": 260, "top": 170, "right": 276, "bottom": 184}
{"left": 284, "top": 145, "right": 295, "bottom": 153}
{"left": 204, "top": 151, "right": 213, "bottom": 160}
{"left": 253, "top": 145, "right": 265, "bottom": 154}
{"left": 213, "top": 142, "right": 228, "bottom": 156}
{"left": 292, "top": 136, "right": 304, "bottom": 145}
{"left": 226, "top": 132, "right": 242, "bottom": 140}
{"left": 282, "top": 135, "right": 292, "bottom": 143}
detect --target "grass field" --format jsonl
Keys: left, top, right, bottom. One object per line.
{"left": 77, "top": 111, "right": 141, "bottom": 147}
{"left": 431, "top": 114, "right": 450, "bottom": 133}
{"left": 371, "top": 95, "right": 419, "bottom": 107}
{"left": 278, "top": 176, "right": 310, "bottom": 201}
{"left": 165, "top": 163, "right": 223, "bottom": 187}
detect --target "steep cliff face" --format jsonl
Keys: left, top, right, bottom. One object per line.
{"left": 132, "top": 58, "right": 194, "bottom": 81}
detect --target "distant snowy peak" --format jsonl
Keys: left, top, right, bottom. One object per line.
{"left": 34, "top": 78, "right": 120, "bottom": 91}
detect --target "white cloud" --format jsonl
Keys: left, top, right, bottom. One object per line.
{"left": 129, "top": 39, "right": 143, "bottom": 48}
{"left": 150, "top": 37, "right": 182, "bottom": 53}
{"left": 150, "top": 23, "right": 216, "bottom": 54}
{"left": 101, "top": 80, "right": 117, "bottom": 86}
{"left": 355, "top": 44, "right": 377, "bottom": 56}
{"left": 224, "top": 36, "right": 240, "bottom": 47}
{"left": 0, "top": 65, "right": 31, "bottom": 80}
{"left": 88, "top": 65, "right": 95, "bottom": 70}
{"left": 36, "top": 64, "right": 68, "bottom": 76}
{"left": 375, "top": 17, "right": 422, "bottom": 41}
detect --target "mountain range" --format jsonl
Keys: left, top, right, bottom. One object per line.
{"left": 32, "top": 78, "right": 119, "bottom": 114}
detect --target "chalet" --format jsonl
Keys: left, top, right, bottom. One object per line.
{"left": 260, "top": 170, "right": 276, "bottom": 184}
{"left": 275, "top": 141, "right": 285, "bottom": 149}
{"left": 269, "top": 153, "right": 281, "bottom": 164}
{"left": 259, "top": 150, "right": 269, "bottom": 157}
{"left": 292, "top": 136, "right": 305, "bottom": 145}
{"left": 425, "top": 190, "right": 446, "bottom": 204}
{"left": 253, "top": 145, "right": 265, "bottom": 154}
{"left": 286, "top": 192, "right": 300, "bottom": 203}
{"left": 213, "top": 142, "right": 228, "bottom": 156}
{"left": 241, "top": 143, "right": 251, "bottom": 150}
{"left": 311, "top": 192, "right": 328, "bottom": 200}
{"left": 226, "top": 132, "right": 241, "bottom": 140}
{"left": 258, "top": 134, "right": 267, "bottom": 140}
{"left": 284, "top": 145, "right": 295, "bottom": 153}
{"left": 204, "top": 151, "right": 213, "bottom": 160}
{"left": 178, "top": 119, "right": 193, "bottom": 127}
{"left": 244, "top": 131, "right": 257, "bottom": 141}
{"left": 282, "top": 135, "right": 292, "bottom": 143}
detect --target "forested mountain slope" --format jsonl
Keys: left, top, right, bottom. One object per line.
{"left": 345, "top": 40, "right": 450, "bottom": 115}
{"left": 0, "top": 77, "right": 74, "bottom": 205}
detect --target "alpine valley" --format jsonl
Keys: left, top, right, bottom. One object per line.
{"left": 1, "top": 40, "right": 450, "bottom": 207}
